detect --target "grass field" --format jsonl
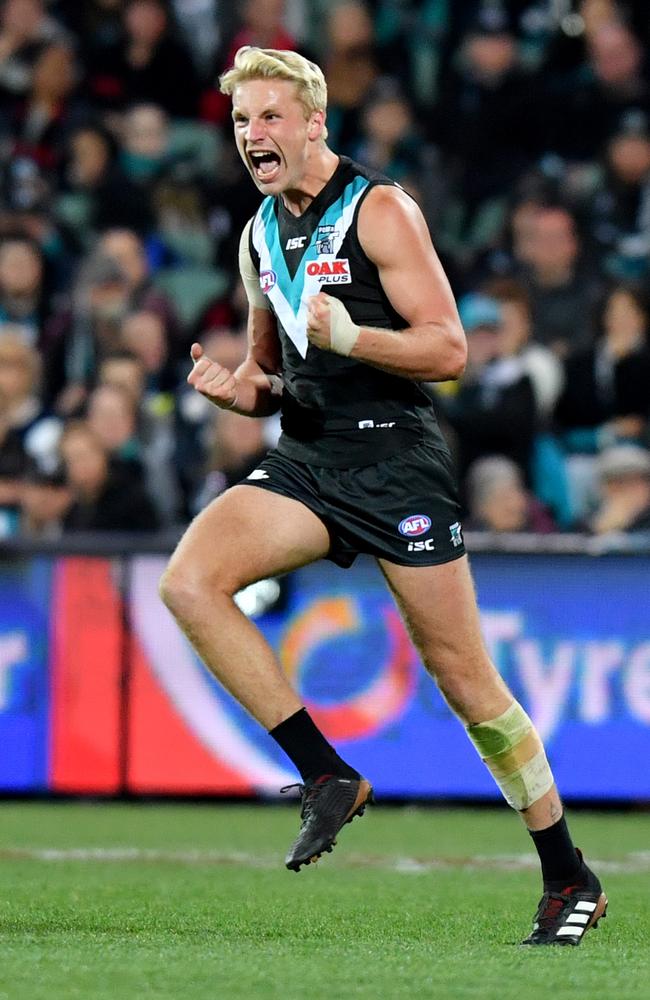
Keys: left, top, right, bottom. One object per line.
{"left": 1, "top": 802, "right": 648, "bottom": 999}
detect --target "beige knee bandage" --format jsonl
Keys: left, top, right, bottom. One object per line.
{"left": 466, "top": 702, "right": 554, "bottom": 811}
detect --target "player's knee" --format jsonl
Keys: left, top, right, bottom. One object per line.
{"left": 159, "top": 557, "right": 235, "bottom": 619}
{"left": 159, "top": 562, "right": 195, "bottom": 619}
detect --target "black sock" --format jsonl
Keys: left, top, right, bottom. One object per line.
{"left": 529, "top": 815, "right": 584, "bottom": 888}
{"left": 269, "top": 708, "right": 360, "bottom": 783}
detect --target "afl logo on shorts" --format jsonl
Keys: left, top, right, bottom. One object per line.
{"left": 398, "top": 514, "right": 432, "bottom": 537}
{"left": 260, "top": 270, "right": 277, "bottom": 294}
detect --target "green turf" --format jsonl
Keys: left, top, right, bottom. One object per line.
{"left": 0, "top": 803, "right": 648, "bottom": 999}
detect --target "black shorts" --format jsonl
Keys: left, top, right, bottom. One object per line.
{"left": 241, "top": 439, "right": 466, "bottom": 568}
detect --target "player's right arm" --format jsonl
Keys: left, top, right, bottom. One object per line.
{"left": 186, "top": 220, "right": 283, "bottom": 417}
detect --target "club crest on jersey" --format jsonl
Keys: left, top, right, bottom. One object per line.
{"left": 398, "top": 514, "right": 432, "bottom": 537}
{"left": 259, "top": 269, "right": 277, "bottom": 294}
{"left": 306, "top": 258, "right": 351, "bottom": 284}
{"left": 316, "top": 225, "right": 338, "bottom": 254}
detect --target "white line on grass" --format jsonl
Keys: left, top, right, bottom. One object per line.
{"left": 2, "top": 847, "right": 650, "bottom": 874}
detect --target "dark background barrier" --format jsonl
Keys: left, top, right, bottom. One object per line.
{"left": 1, "top": 538, "right": 649, "bottom": 800}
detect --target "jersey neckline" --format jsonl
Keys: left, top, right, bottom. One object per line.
{"left": 276, "top": 155, "right": 350, "bottom": 223}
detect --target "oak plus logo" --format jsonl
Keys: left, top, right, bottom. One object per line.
{"left": 306, "top": 258, "right": 351, "bottom": 284}
{"left": 398, "top": 514, "right": 432, "bottom": 537}
{"left": 259, "top": 269, "right": 277, "bottom": 294}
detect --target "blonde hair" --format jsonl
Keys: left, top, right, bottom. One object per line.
{"left": 219, "top": 46, "right": 328, "bottom": 129}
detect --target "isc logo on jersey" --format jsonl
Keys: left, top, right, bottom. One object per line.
{"left": 306, "top": 258, "right": 352, "bottom": 284}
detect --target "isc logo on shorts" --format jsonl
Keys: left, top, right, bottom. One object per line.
{"left": 398, "top": 514, "right": 432, "bottom": 537}
{"left": 306, "top": 258, "right": 352, "bottom": 284}
{"left": 260, "top": 270, "right": 277, "bottom": 293}
{"left": 407, "top": 538, "right": 435, "bottom": 552}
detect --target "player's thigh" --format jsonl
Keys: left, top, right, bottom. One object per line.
{"left": 164, "top": 484, "right": 331, "bottom": 596}
{"left": 377, "top": 555, "right": 489, "bottom": 667}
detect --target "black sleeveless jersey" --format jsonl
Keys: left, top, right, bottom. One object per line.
{"left": 249, "top": 155, "right": 447, "bottom": 467}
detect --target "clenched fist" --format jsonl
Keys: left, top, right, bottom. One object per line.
{"left": 187, "top": 342, "right": 238, "bottom": 408}
{"left": 306, "top": 292, "right": 333, "bottom": 350}
{"left": 306, "top": 292, "right": 361, "bottom": 357}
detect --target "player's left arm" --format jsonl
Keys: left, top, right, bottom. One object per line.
{"left": 306, "top": 185, "right": 467, "bottom": 381}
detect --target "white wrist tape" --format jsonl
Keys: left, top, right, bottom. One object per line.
{"left": 466, "top": 701, "right": 554, "bottom": 811}
{"left": 328, "top": 296, "right": 361, "bottom": 356}
{"left": 222, "top": 393, "right": 239, "bottom": 410}
{"left": 239, "top": 219, "right": 269, "bottom": 311}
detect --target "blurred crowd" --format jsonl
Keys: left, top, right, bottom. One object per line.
{"left": 1, "top": 0, "right": 649, "bottom": 543}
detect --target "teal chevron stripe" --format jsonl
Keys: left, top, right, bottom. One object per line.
{"left": 259, "top": 174, "right": 369, "bottom": 317}
{"left": 260, "top": 198, "right": 292, "bottom": 299}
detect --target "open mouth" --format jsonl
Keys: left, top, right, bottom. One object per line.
{"left": 248, "top": 150, "right": 282, "bottom": 182}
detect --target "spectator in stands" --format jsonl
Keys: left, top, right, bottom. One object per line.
{"left": 322, "top": 2, "right": 380, "bottom": 150}
{"left": 435, "top": 292, "right": 537, "bottom": 490}
{"left": 0, "top": 155, "right": 74, "bottom": 291}
{"left": 86, "top": 381, "right": 142, "bottom": 467}
{"left": 485, "top": 278, "right": 565, "bottom": 420}
{"left": 432, "top": 8, "right": 539, "bottom": 273}
{"left": 98, "top": 348, "right": 147, "bottom": 403}
{"left": 42, "top": 252, "right": 131, "bottom": 414}
{"left": 0, "top": 0, "right": 69, "bottom": 106}
{"left": 57, "top": 0, "right": 123, "bottom": 59}
{"left": 588, "top": 443, "right": 650, "bottom": 534}
{"left": 222, "top": 0, "right": 296, "bottom": 63}
{"left": 18, "top": 465, "right": 70, "bottom": 538}
{"left": 555, "top": 282, "right": 650, "bottom": 446}
{"left": 170, "top": 0, "right": 220, "bottom": 80}
{"left": 0, "top": 333, "right": 61, "bottom": 473}
{"left": 0, "top": 357, "right": 36, "bottom": 536}
{"left": 588, "top": 108, "right": 650, "bottom": 277}
{"left": 547, "top": 19, "right": 650, "bottom": 162}
{"left": 118, "top": 102, "right": 173, "bottom": 194}
{"left": 174, "top": 323, "right": 248, "bottom": 513}
{"left": 0, "top": 436, "right": 28, "bottom": 536}
{"left": 201, "top": 0, "right": 297, "bottom": 126}
{"left": 369, "top": 0, "right": 450, "bottom": 111}
{"left": 59, "top": 419, "right": 160, "bottom": 532}
{"left": 56, "top": 122, "right": 154, "bottom": 246}
{"left": 193, "top": 408, "right": 271, "bottom": 513}
{"left": 350, "top": 77, "right": 425, "bottom": 190}
{"left": 553, "top": 281, "right": 650, "bottom": 524}
{"left": 86, "top": 0, "right": 200, "bottom": 117}
{"left": 120, "top": 309, "right": 176, "bottom": 392}
{"left": 151, "top": 174, "right": 215, "bottom": 267}
{"left": 200, "top": 141, "right": 263, "bottom": 272}
{"left": 0, "top": 235, "right": 48, "bottom": 345}
{"left": 96, "top": 228, "right": 181, "bottom": 347}
{"left": 517, "top": 205, "right": 601, "bottom": 356}
{"left": 92, "top": 364, "right": 182, "bottom": 525}
{"left": 465, "top": 455, "right": 557, "bottom": 533}
{"left": 8, "top": 42, "right": 82, "bottom": 172}
{"left": 509, "top": 196, "right": 544, "bottom": 266}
